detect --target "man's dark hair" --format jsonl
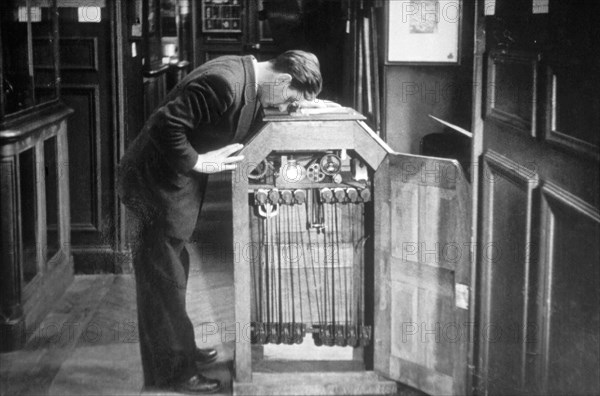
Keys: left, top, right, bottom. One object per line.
{"left": 271, "top": 50, "right": 322, "bottom": 99}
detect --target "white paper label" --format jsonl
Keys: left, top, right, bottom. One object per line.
{"left": 533, "top": 0, "right": 549, "bottom": 14}
{"left": 455, "top": 283, "right": 469, "bottom": 310}
{"left": 78, "top": 7, "right": 101, "bottom": 23}
{"left": 484, "top": 0, "right": 496, "bottom": 16}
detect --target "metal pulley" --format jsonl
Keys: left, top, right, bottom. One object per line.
{"left": 306, "top": 163, "right": 326, "bottom": 182}
{"left": 248, "top": 159, "right": 270, "bottom": 180}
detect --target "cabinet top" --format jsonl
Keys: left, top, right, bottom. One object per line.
{"left": 1, "top": 103, "right": 73, "bottom": 146}
{"left": 262, "top": 107, "right": 366, "bottom": 122}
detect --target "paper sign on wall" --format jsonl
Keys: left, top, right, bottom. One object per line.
{"left": 533, "top": 0, "right": 549, "bottom": 14}
{"left": 484, "top": 0, "right": 495, "bottom": 16}
{"left": 455, "top": 283, "right": 469, "bottom": 310}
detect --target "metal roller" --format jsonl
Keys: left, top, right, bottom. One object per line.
{"left": 320, "top": 187, "right": 333, "bottom": 203}
{"left": 359, "top": 188, "right": 371, "bottom": 202}
{"left": 281, "top": 189, "right": 293, "bottom": 205}
{"left": 333, "top": 187, "right": 346, "bottom": 203}
{"left": 346, "top": 188, "right": 358, "bottom": 203}
{"left": 255, "top": 189, "right": 268, "bottom": 205}
{"left": 268, "top": 189, "right": 280, "bottom": 204}
{"left": 293, "top": 189, "right": 306, "bottom": 204}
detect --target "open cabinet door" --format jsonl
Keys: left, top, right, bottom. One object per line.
{"left": 373, "top": 153, "right": 472, "bottom": 395}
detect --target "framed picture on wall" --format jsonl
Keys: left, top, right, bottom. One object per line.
{"left": 386, "top": 0, "right": 462, "bottom": 64}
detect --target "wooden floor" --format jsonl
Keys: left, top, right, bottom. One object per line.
{"left": 0, "top": 175, "right": 423, "bottom": 396}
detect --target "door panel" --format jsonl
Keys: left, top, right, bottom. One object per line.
{"left": 544, "top": 62, "right": 600, "bottom": 158}
{"left": 486, "top": 50, "right": 538, "bottom": 137}
{"left": 61, "top": 86, "right": 101, "bottom": 234}
{"left": 539, "top": 183, "right": 600, "bottom": 395}
{"left": 374, "top": 154, "right": 472, "bottom": 395}
{"left": 57, "top": 7, "right": 116, "bottom": 271}
{"left": 479, "top": 150, "right": 539, "bottom": 395}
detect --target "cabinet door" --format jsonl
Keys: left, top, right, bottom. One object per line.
{"left": 373, "top": 153, "right": 472, "bottom": 395}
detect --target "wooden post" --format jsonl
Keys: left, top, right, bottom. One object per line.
{"left": 233, "top": 164, "right": 252, "bottom": 382}
{"left": 0, "top": 156, "right": 26, "bottom": 351}
{"left": 35, "top": 142, "right": 47, "bottom": 274}
{"left": 56, "top": 120, "right": 72, "bottom": 260}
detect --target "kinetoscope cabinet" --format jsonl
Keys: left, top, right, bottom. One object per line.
{"left": 231, "top": 108, "right": 472, "bottom": 395}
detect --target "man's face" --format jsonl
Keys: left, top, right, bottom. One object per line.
{"left": 258, "top": 74, "right": 305, "bottom": 108}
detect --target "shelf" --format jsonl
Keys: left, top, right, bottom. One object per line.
{"left": 202, "top": 0, "right": 242, "bottom": 33}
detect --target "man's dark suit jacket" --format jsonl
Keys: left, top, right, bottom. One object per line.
{"left": 118, "top": 55, "right": 259, "bottom": 240}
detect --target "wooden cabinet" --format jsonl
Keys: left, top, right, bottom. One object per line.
{"left": 194, "top": 0, "right": 277, "bottom": 65}
{"left": 230, "top": 109, "right": 472, "bottom": 395}
{"left": 0, "top": 0, "right": 74, "bottom": 351}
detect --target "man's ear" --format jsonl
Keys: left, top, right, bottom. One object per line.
{"left": 276, "top": 73, "right": 292, "bottom": 85}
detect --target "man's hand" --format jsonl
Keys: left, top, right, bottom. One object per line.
{"left": 193, "top": 143, "right": 244, "bottom": 174}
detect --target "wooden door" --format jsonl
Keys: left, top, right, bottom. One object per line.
{"left": 474, "top": 0, "right": 600, "bottom": 394}
{"left": 57, "top": 6, "right": 118, "bottom": 272}
{"left": 373, "top": 154, "right": 472, "bottom": 395}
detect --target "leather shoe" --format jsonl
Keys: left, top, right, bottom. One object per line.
{"left": 193, "top": 347, "right": 218, "bottom": 365}
{"left": 173, "top": 374, "right": 222, "bottom": 394}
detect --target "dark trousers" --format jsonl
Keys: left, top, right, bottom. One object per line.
{"left": 130, "top": 215, "right": 198, "bottom": 387}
